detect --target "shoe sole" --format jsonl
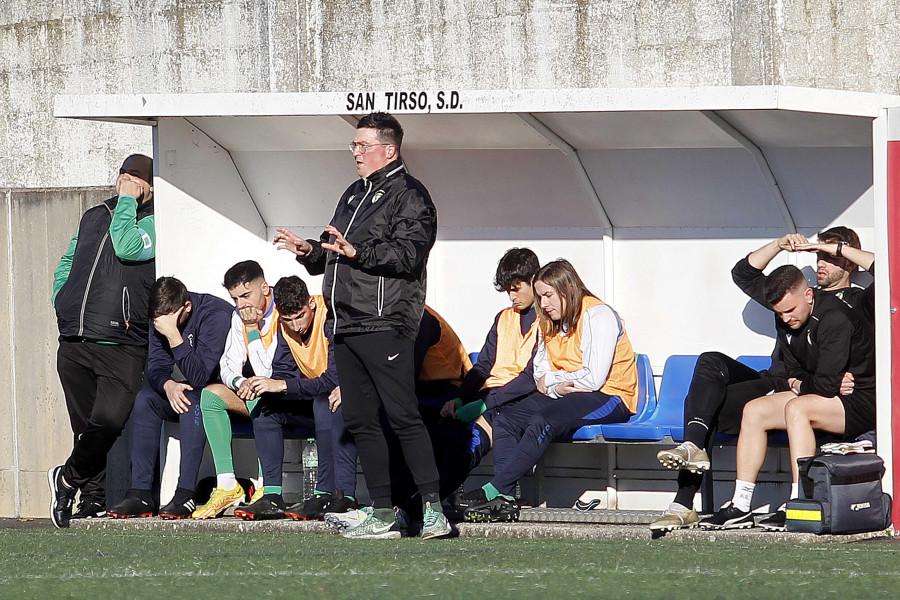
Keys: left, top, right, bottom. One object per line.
{"left": 341, "top": 530, "right": 402, "bottom": 539}
{"left": 657, "top": 451, "right": 710, "bottom": 473}
{"left": 284, "top": 512, "right": 315, "bottom": 521}
{"left": 421, "top": 526, "right": 452, "bottom": 540}
{"left": 462, "top": 505, "right": 520, "bottom": 523}
{"left": 699, "top": 520, "right": 754, "bottom": 530}
{"left": 159, "top": 514, "right": 191, "bottom": 520}
{"left": 233, "top": 509, "right": 285, "bottom": 521}
{"left": 649, "top": 521, "right": 698, "bottom": 532}
{"left": 108, "top": 512, "right": 154, "bottom": 519}
{"left": 759, "top": 525, "right": 786, "bottom": 532}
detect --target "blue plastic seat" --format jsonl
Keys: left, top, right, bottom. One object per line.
{"left": 736, "top": 355, "right": 772, "bottom": 371}
{"left": 571, "top": 353, "right": 657, "bottom": 440}
{"left": 469, "top": 352, "right": 480, "bottom": 365}
{"left": 599, "top": 355, "right": 699, "bottom": 442}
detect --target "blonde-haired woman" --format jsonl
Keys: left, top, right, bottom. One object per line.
{"left": 457, "top": 259, "right": 638, "bottom": 521}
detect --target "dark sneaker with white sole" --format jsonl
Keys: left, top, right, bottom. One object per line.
{"left": 71, "top": 500, "right": 106, "bottom": 520}
{"left": 699, "top": 502, "right": 754, "bottom": 530}
{"left": 48, "top": 466, "right": 77, "bottom": 528}
{"left": 758, "top": 509, "right": 787, "bottom": 531}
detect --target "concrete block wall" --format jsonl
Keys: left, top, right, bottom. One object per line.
{"left": 0, "top": 187, "right": 112, "bottom": 516}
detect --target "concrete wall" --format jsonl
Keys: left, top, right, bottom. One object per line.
{"left": 0, "top": 187, "right": 112, "bottom": 516}
{"left": 3, "top": 1, "right": 900, "bottom": 188}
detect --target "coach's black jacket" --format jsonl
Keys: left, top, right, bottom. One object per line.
{"left": 298, "top": 159, "right": 437, "bottom": 340}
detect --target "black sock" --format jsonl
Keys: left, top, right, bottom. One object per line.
{"left": 172, "top": 487, "right": 194, "bottom": 505}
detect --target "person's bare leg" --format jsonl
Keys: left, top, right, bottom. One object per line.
{"left": 205, "top": 383, "right": 251, "bottom": 417}
{"left": 785, "top": 394, "right": 845, "bottom": 482}
{"left": 735, "top": 392, "right": 794, "bottom": 483}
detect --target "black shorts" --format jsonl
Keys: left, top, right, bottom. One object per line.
{"left": 840, "top": 392, "right": 876, "bottom": 440}
{"left": 716, "top": 377, "right": 783, "bottom": 435}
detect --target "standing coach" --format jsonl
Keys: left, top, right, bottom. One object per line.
{"left": 49, "top": 154, "right": 156, "bottom": 528}
{"left": 274, "top": 112, "right": 450, "bottom": 539}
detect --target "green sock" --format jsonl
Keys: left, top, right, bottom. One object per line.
{"left": 456, "top": 400, "right": 487, "bottom": 423}
{"left": 264, "top": 486, "right": 282, "bottom": 496}
{"left": 200, "top": 388, "right": 235, "bottom": 475}
{"left": 483, "top": 482, "right": 513, "bottom": 501}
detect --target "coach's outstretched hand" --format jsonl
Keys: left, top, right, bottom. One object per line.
{"left": 274, "top": 227, "right": 313, "bottom": 256}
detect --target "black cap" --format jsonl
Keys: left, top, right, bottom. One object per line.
{"left": 119, "top": 154, "right": 153, "bottom": 184}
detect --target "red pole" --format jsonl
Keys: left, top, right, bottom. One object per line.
{"left": 887, "top": 141, "right": 900, "bottom": 527}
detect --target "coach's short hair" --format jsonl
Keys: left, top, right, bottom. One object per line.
{"left": 357, "top": 112, "right": 403, "bottom": 148}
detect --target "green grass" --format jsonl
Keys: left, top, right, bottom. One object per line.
{"left": 1, "top": 530, "right": 898, "bottom": 599}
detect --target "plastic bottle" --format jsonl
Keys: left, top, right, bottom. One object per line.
{"left": 301, "top": 438, "right": 318, "bottom": 500}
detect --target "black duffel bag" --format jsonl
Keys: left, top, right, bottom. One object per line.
{"left": 785, "top": 453, "right": 892, "bottom": 534}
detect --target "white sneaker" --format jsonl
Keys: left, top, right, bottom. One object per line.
{"left": 324, "top": 506, "right": 372, "bottom": 532}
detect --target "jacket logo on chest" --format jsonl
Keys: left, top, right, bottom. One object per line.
{"left": 372, "top": 191, "right": 385, "bottom": 204}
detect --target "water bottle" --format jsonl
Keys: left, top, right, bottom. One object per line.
{"left": 301, "top": 438, "right": 318, "bottom": 500}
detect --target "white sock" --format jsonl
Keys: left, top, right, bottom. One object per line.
{"left": 217, "top": 473, "right": 237, "bottom": 490}
{"left": 790, "top": 482, "right": 799, "bottom": 500}
{"left": 730, "top": 479, "right": 755, "bottom": 512}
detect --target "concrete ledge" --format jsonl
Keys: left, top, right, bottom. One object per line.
{"left": 69, "top": 516, "right": 894, "bottom": 543}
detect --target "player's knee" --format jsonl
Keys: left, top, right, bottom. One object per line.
{"left": 784, "top": 397, "right": 811, "bottom": 425}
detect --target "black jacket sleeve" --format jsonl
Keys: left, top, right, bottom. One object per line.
{"left": 732, "top": 256, "right": 771, "bottom": 309}
{"left": 297, "top": 232, "right": 329, "bottom": 276}
{"left": 799, "top": 312, "right": 852, "bottom": 398}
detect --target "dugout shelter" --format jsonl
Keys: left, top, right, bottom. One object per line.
{"left": 55, "top": 87, "right": 900, "bottom": 522}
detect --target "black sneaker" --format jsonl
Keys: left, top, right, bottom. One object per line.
{"left": 107, "top": 496, "right": 155, "bottom": 519}
{"left": 159, "top": 497, "right": 197, "bottom": 520}
{"left": 758, "top": 509, "right": 787, "bottom": 532}
{"left": 321, "top": 492, "right": 358, "bottom": 518}
{"left": 71, "top": 500, "right": 106, "bottom": 520}
{"left": 454, "top": 488, "right": 489, "bottom": 512}
{"left": 48, "top": 466, "right": 77, "bottom": 528}
{"left": 285, "top": 493, "right": 332, "bottom": 521}
{"left": 463, "top": 496, "right": 520, "bottom": 523}
{"left": 699, "top": 502, "right": 754, "bottom": 530}
{"left": 234, "top": 494, "right": 286, "bottom": 520}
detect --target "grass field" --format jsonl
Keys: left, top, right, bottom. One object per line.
{"left": 1, "top": 529, "right": 898, "bottom": 599}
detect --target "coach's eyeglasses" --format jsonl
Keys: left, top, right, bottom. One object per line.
{"left": 348, "top": 142, "right": 390, "bottom": 154}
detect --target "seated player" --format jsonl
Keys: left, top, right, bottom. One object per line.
{"left": 192, "top": 260, "right": 279, "bottom": 519}
{"left": 439, "top": 247, "right": 540, "bottom": 497}
{"left": 650, "top": 229, "right": 874, "bottom": 533}
{"left": 699, "top": 265, "right": 874, "bottom": 530}
{"left": 457, "top": 259, "right": 637, "bottom": 522}
{"left": 233, "top": 276, "right": 358, "bottom": 520}
{"left": 107, "top": 277, "right": 232, "bottom": 519}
